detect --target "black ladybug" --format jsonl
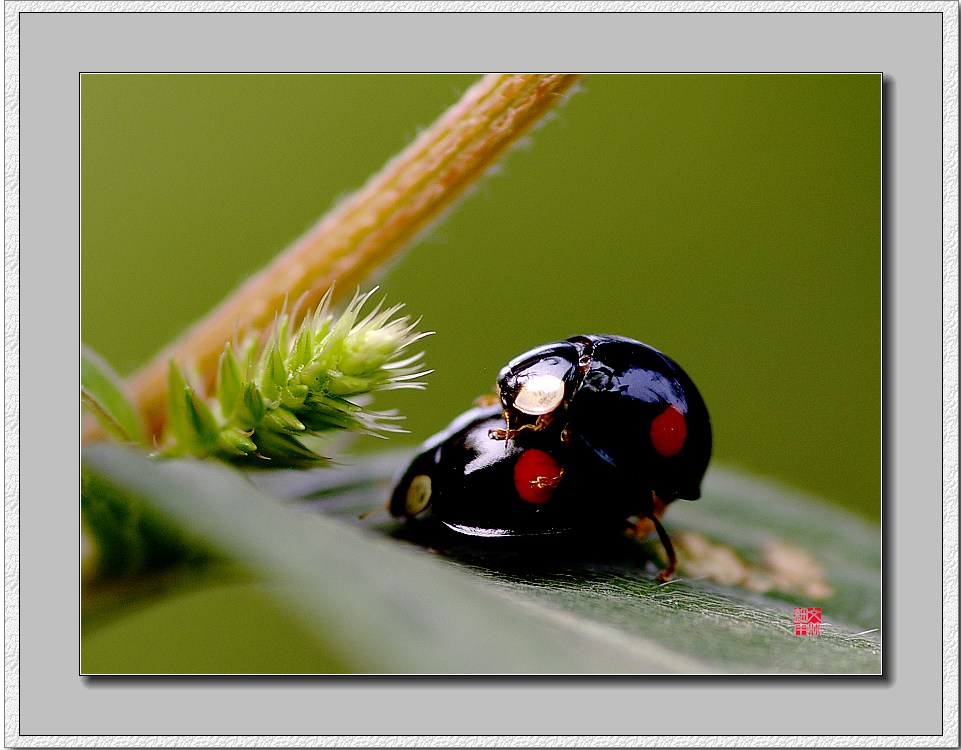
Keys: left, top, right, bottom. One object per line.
{"left": 495, "top": 335, "right": 711, "bottom": 504}
{"left": 390, "top": 335, "right": 711, "bottom": 580}
{"left": 390, "top": 405, "right": 577, "bottom": 537}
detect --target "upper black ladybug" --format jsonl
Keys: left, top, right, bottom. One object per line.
{"left": 495, "top": 334, "right": 711, "bottom": 503}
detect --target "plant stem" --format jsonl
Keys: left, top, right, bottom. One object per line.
{"left": 109, "top": 74, "right": 582, "bottom": 443}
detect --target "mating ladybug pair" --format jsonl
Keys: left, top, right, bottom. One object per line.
{"left": 389, "top": 334, "right": 712, "bottom": 580}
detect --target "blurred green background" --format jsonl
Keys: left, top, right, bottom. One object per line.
{"left": 81, "top": 74, "right": 881, "bottom": 523}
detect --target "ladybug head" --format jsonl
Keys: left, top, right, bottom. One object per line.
{"left": 496, "top": 340, "right": 583, "bottom": 432}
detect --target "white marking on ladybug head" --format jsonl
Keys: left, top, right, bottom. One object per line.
{"left": 405, "top": 474, "right": 433, "bottom": 516}
{"left": 513, "top": 373, "right": 565, "bottom": 416}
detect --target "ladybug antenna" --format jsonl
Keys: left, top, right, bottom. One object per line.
{"left": 358, "top": 501, "right": 391, "bottom": 521}
{"left": 648, "top": 513, "right": 678, "bottom": 582}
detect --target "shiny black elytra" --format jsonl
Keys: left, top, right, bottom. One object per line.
{"left": 390, "top": 405, "right": 585, "bottom": 538}
{"left": 390, "top": 335, "right": 712, "bottom": 580}
{"left": 496, "top": 335, "right": 712, "bottom": 503}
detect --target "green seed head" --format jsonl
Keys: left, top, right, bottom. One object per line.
{"left": 160, "top": 287, "right": 431, "bottom": 467}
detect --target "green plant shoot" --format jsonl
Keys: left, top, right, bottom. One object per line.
{"left": 83, "top": 288, "right": 431, "bottom": 467}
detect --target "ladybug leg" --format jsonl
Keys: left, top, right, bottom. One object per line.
{"left": 648, "top": 514, "right": 678, "bottom": 582}
{"left": 489, "top": 413, "right": 555, "bottom": 441}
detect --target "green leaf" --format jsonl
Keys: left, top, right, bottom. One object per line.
{"left": 82, "top": 445, "right": 880, "bottom": 674}
{"left": 266, "top": 457, "right": 883, "bottom": 674}
{"left": 83, "top": 445, "right": 692, "bottom": 673}
{"left": 81, "top": 457, "right": 230, "bottom": 630}
{"left": 81, "top": 346, "right": 146, "bottom": 444}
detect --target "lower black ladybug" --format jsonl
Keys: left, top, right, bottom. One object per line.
{"left": 389, "top": 405, "right": 679, "bottom": 576}
{"left": 390, "top": 405, "right": 584, "bottom": 538}
{"left": 389, "top": 333, "right": 711, "bottom": 581}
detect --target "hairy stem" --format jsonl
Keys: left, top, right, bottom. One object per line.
{"left": 110, "top": 74, "right": 582, "bottom": 442}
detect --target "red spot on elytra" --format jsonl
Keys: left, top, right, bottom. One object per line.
{"left": 513, "top": 449, "right": 563, "bottom": 504}
{"left": 650, "top": 405, "right": 687, "bottom": 457}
